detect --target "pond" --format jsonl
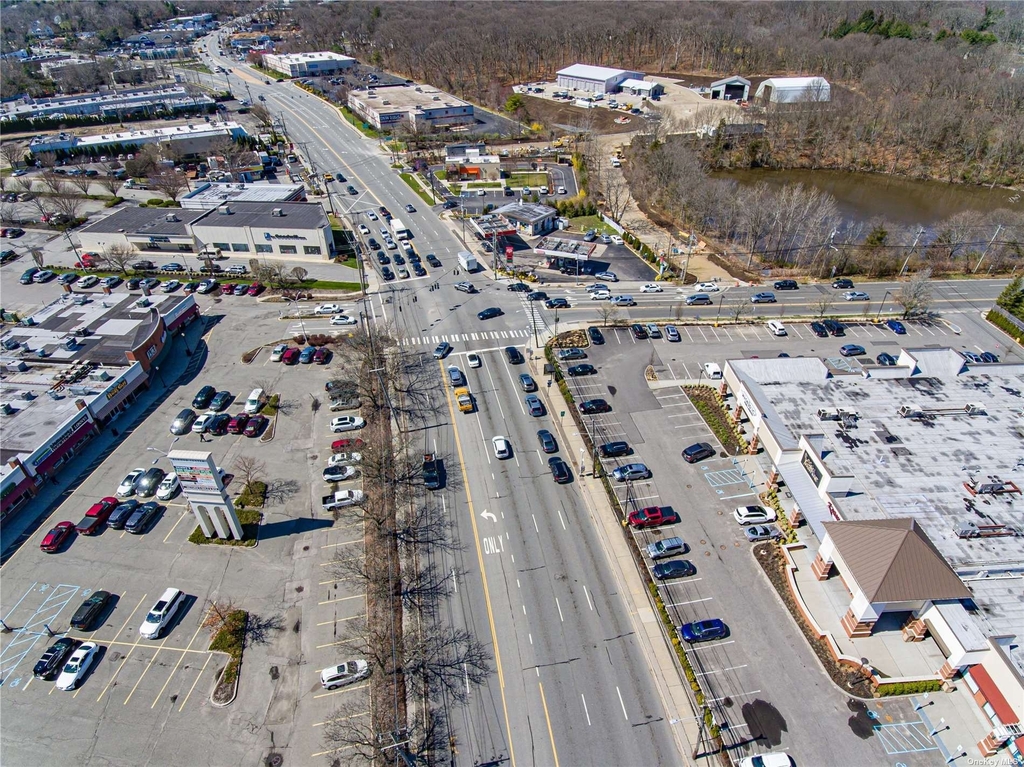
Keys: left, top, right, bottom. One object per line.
{"left": 712, "top": 168, "right": 1020, "bottom": 229}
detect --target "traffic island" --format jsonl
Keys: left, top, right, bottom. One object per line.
{"left": 209, "top": 609, "right": 248, "bottom": 707}
{"left": 188, "top": 508, "right": 261, "bottom": 547}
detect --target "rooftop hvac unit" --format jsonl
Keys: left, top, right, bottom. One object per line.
{"left": 218, "top": 205, "right": 231, "bottom": 214}
{"left": 0, "top": 403, "right": 14, "bottom": 415}
{"left": 88, "top": 369, "right": 112, "bottom": 382}
{"left": 6, "top": 360, "right": 28, "bottom": 373}
{"left": 17, "top": 390, "right": 35, "bottom": 400}
{"left": 68, "top": 386, "right": 92, "bottom": 396}
{"left": 964, "top": 404, "right": 986, "bottom": 416}
{"left": 165, "top": 213, "right": 178, "bottom": 222}
{"left": 271, "top": 207, "right": 283, "bottom": 217}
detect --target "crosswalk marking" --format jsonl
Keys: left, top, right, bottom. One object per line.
{"left": 397, "top": 328, "right": 531, "bottom": 348}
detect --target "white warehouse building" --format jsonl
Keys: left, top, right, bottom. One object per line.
{"left": 262, "top": 51, "right": 356, "bottom": 78}
{"left": 555, "top": 64, "right": 644, "bottom": 95}
{"left": 754, "top": 76, "right": 831, "bottom": 104}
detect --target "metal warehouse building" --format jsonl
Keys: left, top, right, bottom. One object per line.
{"left": 754, "top": 76, "right": 831, "bottom": 104}
{"left": 555, "top": 64, "right": 643, "bottom": 95}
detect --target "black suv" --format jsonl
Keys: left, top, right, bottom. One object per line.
{"left": 599, "top": 441, "right": 631, "bottom": 457}
{"left": 823, "top": 319, "right": 846, "bottom": 337}
{"left": 682, "top": 442, "right": 716, "bottom": 463}
{"left": 631, "top": 324, "right": 648, "bottom": 340}
{"left": 809, "top": 321, "right": 829, "bottom": 338}
{"left": 70, "top": 590, "right": 112, "bottom": 630}
{"left": 588, "top": 327, "right": 605, "bottom": 345}
{"left": 773, "top": 279, "right": 798, "bottom": 290}
{"left": 192, "top": 385, "right": 216, "bottom": 409}
{"left": 578, "top": 399, "right": 611, "bottom": 414}
{"left": 504, "top": 346, "right": 524, "bottom": 364}
{"left": 832, "top": 278, "right": 854, "bottom": 289}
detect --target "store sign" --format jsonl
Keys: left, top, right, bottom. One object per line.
{"left": 802, "top": 450, "right": 823, "bottom": 488}
{"left": 169, "top": 455, "right": 223, "bottom": 493}
{"left": 105, "top": 378, "right": 128, "bottom": 400}
{"left": 263, "top": 233, "right": 307, "bottom": 241}
{"left": 505, "top": 245, "right": 514, "bottom": 264}
{"left": 30, "top": 411, "right": 91, "bottom": 467}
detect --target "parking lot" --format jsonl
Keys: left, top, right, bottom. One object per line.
{"left": 555, "top": 320, "right": 958, "bottom": 766}
{"left": 0, "top": 296, "right": 371, "bottom": 765}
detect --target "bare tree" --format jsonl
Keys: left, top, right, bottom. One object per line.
{"left": 201, "top": 598, "right": 238, "bottom": 637}
{"left": 249, "top": 103, "right": 274, "bottom": 132}
{"left": 38, "top": 171, "right": 67, "bottom": 196}
{"left": 0, "top": 142, "right": 26, "bottom": 173}
{"left": 67, "top": 166, "right": 93, "bottom": 195}
{"left": 603, "top": 173, "right": 632, "bottom": 222}
{"left": 48, "top": 187, "right": 85, "bottom": 223}
{"left": 727, "top": 299, "right": 751, "bottom": 323}
{"left": 596, "top": 303, "right": 620, "bottom": 327}
{"left": 289, "top": 265, "right": 308, "bottom": 283}
{"left": 233, "top": 456, "right": 267, "bottom": 493}
{"left": 125, "top": 147, "right": 159, "bottom": 179}
{"left": 102, "top": 243, "right": 138, "bottom": 275}
{"left": 31, "top": 248, "right": 45, "bottom": 268}
{"left": 895, "top": 268, "right": 933, "bottom": 318}
{"left": 148, "top": 169, "right": 189, "bottom": 201}
{"left": 95, "top": 169, "right": 122, "bottom": 197}
{"left": 33, "top": 151, "right": 57, "bottom": 169}
{"left": 815, "top": 294, "right": 836, "bottom": 318}
{"left": 321, "top": 697, "right": 449, "bottom": 766}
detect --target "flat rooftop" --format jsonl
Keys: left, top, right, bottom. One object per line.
{"left": 191, "top": 200, "right": 329, "bottom": 230}
{"left": 181, "top": 181, "right": 305, "bottom": 207}
{"left": 267, "top": 51, "right": 354, "bottom": 65}
{"left": 362, "top": 84, "right": 469, "bottom": 112}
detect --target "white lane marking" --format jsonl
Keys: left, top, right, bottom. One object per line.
{"left": 532, "top": 514, "right": 539, "bottom": 533}
{"left": 581, "top": 694, "right": 592, "bottom": 726}
{"left": 694, "top": 664, "right": 749, "bottom": 676}
{"left": 685, "top": 640, "right": 735, "bottom": 652}
{"left": 616, "top": 686, "right": 628, "bottom": 720}
{"left": 664, "top": 596, "right": 713, "bottom": 607}
{"left": 584, "top": 585, "right": 593, "bottom": 611}
{"left": 557, "top": 508, "right": 566, "bottom": 530}
{"left": 706, "top": 689, "right": 761, "bottom": 704}
{"left": 555, "top": 597, "right": 564, "bottom": 622}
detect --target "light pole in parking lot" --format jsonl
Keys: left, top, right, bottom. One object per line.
{"left": 875, "top": 289, "right": 893, "bottom": 322}
{"left": 147, "top": 437, "right": 179, "bottom": 465}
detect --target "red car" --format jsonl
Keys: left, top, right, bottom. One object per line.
{"left": 243, "top": 415, "right": 268, "bottom": 437}
{"left": 40, "top": 521, "right": 76, "bottom": 552}
{"left": 247, "top": 282, "right": 263, "bottom": 296}
{"left": 226, "top": 413, "right": 250, "bottom": 434}
{"left": 627, "top": 506, "right": 680, "bottom": 529}
{"left": 282, "top": 348, "right": 301, "bottom": 365}
{"left": 75, "top": 496, "right": 119, "bottom": 535}
{"left": 221, "top": 282, "right": 235, "bottom": 295}
{"left": 332, "top": 437, "right": 365, "bottom": 452}
{"left": 313, "top": 347, "right": 330, "bottom": 365}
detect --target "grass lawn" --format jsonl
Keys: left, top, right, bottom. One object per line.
{"left": 336, "top": 105, "right": 380, "bottom": 139}
{"left": 568, "top": 215, "right": 618, "bottom": 236}
{"left": 400, "top": 173, "right": 437, "bottom": 206}
{"left": 509, "top": 172, "right": 549, "bottom": 187}
{"left": 433, "top": 170, "right": 448, "bottom": 180}
{"left": 467, "top": 181, "right": 502, "bottom": 188}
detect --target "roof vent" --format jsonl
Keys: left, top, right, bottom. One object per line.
{"left": 218, "top": 205, "right": 231, "bottom": 215}
{"left": 165, "top": 213, "right": 178, "bottom": 222}
{"left": 271, "top": 207, "right": 284, "bottom": 217}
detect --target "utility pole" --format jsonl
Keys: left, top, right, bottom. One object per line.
{"left": 973, "top": 224, "right": 1003, "bottom": 274}
{"left": 899, "top": 227, "right": 925, "bottom": 277}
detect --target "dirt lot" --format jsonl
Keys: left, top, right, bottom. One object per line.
{"left": 521, "top": 95, "right": 638, "bottom": 135}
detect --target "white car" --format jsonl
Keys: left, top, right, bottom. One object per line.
{"left": 640, "top": 283, "right": 662, "bottom": 293}
{"left": 192, "top": 413, "right": 215, "bottom": 433}
{"left": 117, "top": 468, "right": 145, "bottom": 497}
{"left": 467, "top": 353, "right": 482, "bottom": 368}
{"left": 492, "top": 436, "right": 512, "bottom": 459}
{"left": 843, "top": 291, "right": 870, "bottom": 301}
{"left": 197, "top": 279, "right": 218, "bottom": 294}
{"left": 156, "top": 473, "right": 180, "bottom": 500}
{"left": 695, "top": 282, "right": 720, "bottom": 292}
{"left": 367, "top": 211, "right": 378, "bottom": 220}
{"left": 270, "top": 343, "right": 288, "bottom": 361}
{"left": 331, "top": 416, "right": 366, "bottom": 433}
{"left": 323, "top": 465, "right": 359, "bottom": 482}
{"left": 609, "top": 235, "right": 623, "bottom": 245}
{"left": 590, "top": 290, "right": 611, "bottom": 300}
{"left": 328, "top": 452, "right": 362, "bottom": 466}
{"left": 330, "top": 315, "right": 358, "bottom": 326}
{"left": 315, "top": 303, "right": 343, "bottom": 315}
{"left": 738, "top": 754, "right": 793, "bottom": 767}
{"left": 386, "top": 240, "right": 397, "bottom": 250}
{"left": 611, "top": 295, "right": 635, "bottom": 306}
{"left": 54, "top": 642, "right": 99, "bottom": 691}
{"left": 556, "top": 186, "right": 567, "bottom": 194}
{"left": 78, "top": 275, "right": 99, "bottom": 289}
{"left": 162, "top": 280, "right": 181, "bottom": 293}
{"left": 594, "top": 270, "right": 618, "bottom": 282}
{"left": 320, "top": 659, "right": 370, "bottom": 690}
{"left": 733, "top": 505, "right": 777, "bottom": 525}
{"left": 358, "top": 224, "right": 370, "bottom": 234}
{"left": 100, "top": 276, "right": 120, "bottom": 288}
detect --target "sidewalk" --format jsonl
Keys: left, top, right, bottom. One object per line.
{"left": 0, "top": 318, "right": 207, "bottom": 563}
{"left": 525, "top": 352, "right": 707, "bottom": 765}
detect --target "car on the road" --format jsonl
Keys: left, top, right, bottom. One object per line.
{"left": 685, "top": 293, "right": 713, "bottom": 306}
{"left": 346, "top": 185, "right": 358, "bottom": 195}
{"left": 611, "top": 295, "right": 635, "bottom": 306}
{"left": 396, "top": 266, "right": 410, "bottom": 279}
{"left": 504, "top": 346, "right": 524, "bottom": 364}
{"left": 519, "top": 373, "right": 537, "bottom": 392}
{"left": 579, "top": 398, "right": 611, "bottom": 414}
{"left": 426, "top": 254, "right": 442, "bottom": 268}
{"left": 315, "top": 303, "right": 343, "bottom": 315}
{"left": 447, "top": 366, "right": 466, "bottom": 387}
{"left": 381, "top": 266, "right": 395, "bottom": 281}
{"left": 34, "top": 637, "right": 78, "bottom": 680}
{"left": 125, "top": 501, "right": 162, "bottom": 534}
{"left": 40, "top": 521, "right": 75, "bottom": 553}
{"left": 209, "top": 390, "right": 232, "bottom": 411}
{"left": 492, "top": 435, "right": 512, "bottom": 459}
{"left": 875, "top": 352, "right": 897, "bottom": 366}
{"left": 594, "top": 270, "right": 618, "bottom": 281}
{"left": 320, "top": 659, "right": 370, "bottom": 690}
{"left": 330, "top": 314, "right": 358, "bottom": 326}
{"left": 682, "top": 442, "right": 716, "bottom": 463}
{"left": 548, "top": 456, "right": 571, "bottom": 484}
{"left": 823, "top": 319, "right": 846, "bottom": 337}
{"left": 161, "top": 262, "right": 184, "bottom": 272}
{"left": 653, "top": 559, "right": 696, "bottom": 580}
{"left": 454, "top": 281, "right": 477, "bottom": 294}
{"left": 733, "top": 505, "right": 777, "bottom": 525}
{"left": 526, "top": 290, "right": 548, "bottom": 302}
{"left": 664, "top": 325, "right": 681, "bottom": 342}
{"left": 809, "top": 321, "right": 829, "bottom": 338}
{"left": 613, "top": 463, "right": 652, "bottom": 482}
{"left": 885, "top": 319, "right": 906, "bottom": 334}
{"left": 587, "top": 327, "right": 605, "bottom": 345}
{"left": 467, "top": 353, "right": 482, "bottom": 368}
{"left": 586, "top": 283, "right": 609, "bottom": 293}
{"left": 376, "top": 251, "right": 390, "bottom": 265}
{"left": 831, "top": 278, "right": 854, "bottom": 289}
{"left": 323, "top": 465, "right": 359, "bottom": 483}
{"left": 640, "top": 283, "right": 662, "bottom": 293}
{"left": 433, "top": 341, "right": 452, "bottom": 359}
{"left": 117, "top": 468, "right": 146, "bottom": 497}
{"left": 630, "top": 323, "right": 648, "bottom": 340}
{"left": 70, "top": 591, "right": 113, "bottom": 630}
{"left": 695, "top": 282, "right": 720, "bottom": 292}
{"left": 156, "top": 473, "right": 180, "bottom": 500}
{"left": 627, "top": 505, "right": 679, "bottom": 527}
{"left": 244, "top": 415, "right": 268, "bottom": 437}
{"left": 744, "top": 524, "right": 783, "bottom": 543}
{"left": 134, "top": 467, "right": 166, "bottom": 497}
{"left": 477, "top": 307, "right": 503, "bottom": 320}
{"left": 599, "top": 441, "right": 631, "bottom": 457}
{"left": 404, "top": 203, "right": 415, "bottom": 213}
{"left": 773, "top": 279, "right": 798, "bottom": 290}
{"left": 358, "top": 224, "right": 370, "bottom": 235}
{"left": 843, "top": 291, "right": 870, "bottom": 301}
{"left": 525, "top": 394, "right": 545, "bottom": 416}
{"left": 750, "top": 291, "right": 776, "bottom": 303}
{"left": 331, "top": 416, "right": 366, "bottom": 433}
{"left": 590, "top": 289, "right": 611, "bottom": 300}
{"left": 545, "top": 297, "right": 569, "bottom": 309}
{"left": 557, "top": 347, "right": 586, "bottom": 361}
{"left": 107, "top": 500, "right": 139, "bottom": 530}
{"left": 55, "top": 641, "right": 99, "bottom": 690}
{"left": 567, "top": 364, "right": 596, "bottom": 376}
{"left": 537, "top": 429, "right": 558, "bottom": 453}
{"left": 840, "top": 344, "right": 866, "bottom": 357}
{"left": 679, "top": 619, "right": 728, "bottom": 643}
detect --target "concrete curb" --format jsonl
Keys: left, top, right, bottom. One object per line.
{"left": 208, "top": 650, "right": 238, "bottom": 708}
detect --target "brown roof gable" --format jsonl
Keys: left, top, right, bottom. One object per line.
{"left": 822, "top": 518, "right": 972, "bottom": 603}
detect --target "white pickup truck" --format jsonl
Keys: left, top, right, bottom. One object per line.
{"left": 322, "top": 489, "right": 364, "bottom": 510}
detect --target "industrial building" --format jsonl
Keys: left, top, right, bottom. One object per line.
{"left": 263, "top": 51, "right": 356, "bottom": 78}
{"left": 754, "top": 76, "right": 831, "bottom": 103}
{"left": 709, "top": 75, "right": 751, "bottom": 101}
{"left": 555, "top": 64, "right": 644, "bottom": 94}
{"left": 348, "top": 84, "right": 474, "bottom": 131}
{"left": 180, "top": 181, "right": 306, "bottom": 210}
{"left": 77, "top": 201, "right": 333, "bottom": 261}
{"left": 0, "top": 85, "right": 215, "bottom": 122}
{"left": 0, "top": 292, "right": 200, "bottom": 519}
{"left": 28, "top": 121, "right": 248, "bottom": 157}
{"left": 618, "top": 78, "right": 664, "bottom": 98}
{"left": 718, "top": 349, "right": 1024, "bottom": 761}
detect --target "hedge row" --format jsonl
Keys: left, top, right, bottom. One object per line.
{"left": 685, "top": 386, "right": 746, "bottom": 455}
{"left": 986, "top": 308, "right": 1024, "bottom": 343}
{"left": 874, "top": 679, "right": 943, "bottom": 697}
{"left": 209, "top": 609, "right": 248, "bottom": 686}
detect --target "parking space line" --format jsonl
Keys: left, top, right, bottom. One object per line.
{"left": 706, "top": 689, "right": 760, "bottom": 704}
{"left": 694, "top": 664, "right": 748, "bottom": 676}
{"left": 686, "top": 640, "right": 735, "bottom": 652}
{"left": 150, "top": 607, "right": 211, "bottom": 708}
{"left": 312, "top": 681, "right": 369, "bottom": 699}
{"left": 91, "top": 593, "right": 148, "bottom": 701}
{"left": 318, "top": 594, "right": 365, "bottom": 606}
{"left": 664, "top": 597, "right": 713, "bottom": 607}
{"left": 178, "top": 651, "right": 212, "bottom": 712}
{"left": 123, "top": 635, "right": 171, "bottom": 704}
{"left": 312, "top": 710, "right": 369, "bottom": 728}
{"left": 315, "top": 613, "right": 366, "bottom": 628}
{"left": 311, "top": 745, "right": 354, "bottom": 759}
{"left": 320, "top": 539, "right": 362, "bottom": 548}
{"left": 161, "top": 509, "right": 192, "bottom": 543}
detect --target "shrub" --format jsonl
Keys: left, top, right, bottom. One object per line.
{"left": 875, "top": 679, "right": 943, "bottom": 696}
{"left": 261, "top": 394, "right": 280, "bottom": 416}
{"left": 986, "top": 309, "right": 1024, "bottom": 342}
{"left": 147, "top": 198, "right": 164, "bottom": 206}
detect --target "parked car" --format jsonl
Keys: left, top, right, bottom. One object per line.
{"left": 682, "top": 442, "right": 715, "bottom": 463}
{"left": 40, "top": 521, "right": 75, "bottom": 552}
{"left": 823, "top": 319, "right": 846, "bottom": 337}
{"left": 557, "top": 348, "right": 586, "bottom": 361}
{"left": 631, "top": 323, "right": 648, "bottom": 339}
{"left": 875, "top": 352, "right": 897, "bottom": 366}
{"left": 192, "top": 385, "right": 216, "bottom": 409}
{"left": 613, "top": 463, "right": 652, "bottom": 482}
{"left": 207, "top": 413, "right": 231, "bottom": 435}
{"left": 809, "top": 321, "right": 828, "bottom": 338}
{"left": 156, "top": 473, "right": 180, "bottom": 500}
{"left": 313, "top": 347, "right": 331, "bottom": 365}
{"left": 679, "top": 619, "right": 728, "bottom": 643}
{"left": 55, "top": 642, "right": 99, "bottom": 690}
{"left": 107, "top": 500, "right": 139, "bottom": 530}
{"left": 70, "top": 591, "right": 113, "bottom": 630}
{"left": 840, "top": 344, "right": 866, "bottom": 357}
{"left": 209, "top": 390, "right": 232, "bottom": 411}
{"left": 134, "top": 467, "right": 166, "bottom": 497}
{"left": 567, "top": 364, "right": 596, "bottom": 377}
{"left": 744, "top": 524, "right": 783, "bottom": 543}
{"left": 627, "top": 505, "right": 679, "bottom": 527}
{"left": 33, "top": 637, "right": 77, "bottom": 680}
{"left": 331, "top": 416, "right": 366, "bottom": 432}
{"left": 646, "top": 323, "right": 662, "bottom": 339}
{"left": 226, "top": 413, "right": 251, "bottom": 434}
{"left": 125, "top": 501, "right": 162, "bottom": 534}
{"left": 243, "top": 415, "right": 268, "bottom": 437}
{"left": 282, "top": 347, "right": 301, "bottom": 365}
{"left": 323, "top": 465, "right": 359, "bottom": 483}
{"left": 588, "top": 327, "right": 605, "bottom": 345}
{"left": 646, "top": 536, "right": 686, "bottom": 560}
{"left": 653, "top": 559, "right": 696, "bottom": 580}
{"left": 75, "top": 497, "right": 119, "bottom": 535}
{"left": 320, "top": 659, "right": 370, "bottom": 690}
{"left": 117, "top": 468, "right": 146, "bottom": 497}
{"left": 733, "top": 505, "right": 777, "bottom": 525}
{"left": 885, "top": 319, "right": 907, "bottom": 334}
{"left": 599, "top": 441, "right": 630, "bottom": 457}
{"left": 578, "top": 399, "right": 611, "bottom": 414}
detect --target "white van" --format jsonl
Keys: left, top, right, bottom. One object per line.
{"left": 139, "top": 588, "right": 185, "bottom": 639}
{"left": 703, "top": 362, "right": 723, "bottom": 380}
{"left": 244, "top": 388, "right": 265, "bottom": 414}
{"left": 766, "top": 320, "right": 788, "bottom": 337}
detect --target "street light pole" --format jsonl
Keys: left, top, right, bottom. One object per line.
{"left": 875, "top": 290, "right": 893, "bottom": 322}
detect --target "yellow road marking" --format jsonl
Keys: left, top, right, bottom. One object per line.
{"left": 441, "top": 361, "right": 517, "bottom": 767}
{"left": 162, "top": 508, "right": 192, "bottom": 543}
{"left": 312, "top": 710, "right": 369, "bottom": 728}
{"left": 312, "top": 681, "right": 369, "bottom": 699}
{"left": 539, "top": 681, "right": 561, "bottom": 767}
{"left": 123, "top": 635, "right": 169, "bottom": 704}
{"left": 151, "top": 608, "right": 212, "bottom": 708}
{"left": 74, "top": 592, "right": 145, "bottom": 699}
{"left": 178, "top": 651, "right": 213, "bottom": 712}
{"left": 320, "top": 539, "right": 362, "bottom": 548}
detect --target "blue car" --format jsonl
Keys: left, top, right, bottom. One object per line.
{"left": 299, "top": 346, "right": 317, "bottom": 364}
{"left": 885, "top": 319, "right": 906, "bottom": 335}
{"left": 679, "top": 619, "right": 728, "bottom": 643}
